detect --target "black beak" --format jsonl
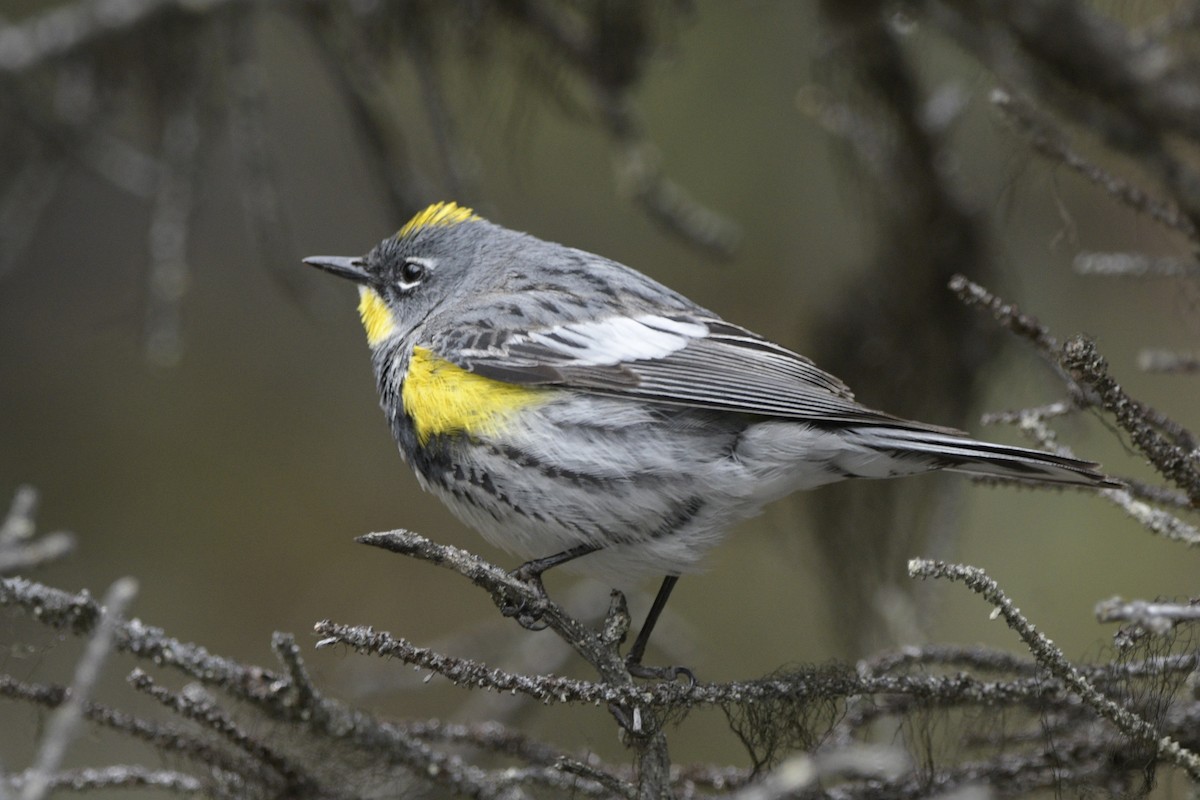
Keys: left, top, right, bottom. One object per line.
{"left": 303, "top": 256, "right": 370, "bottom": 284}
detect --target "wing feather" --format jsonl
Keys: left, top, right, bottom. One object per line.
{"left": 433, "top": 312, "right": 958, "bottom": 431}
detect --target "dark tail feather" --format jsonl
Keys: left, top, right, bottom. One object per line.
{"left": 859, "top": 426, "right": 1120, "bottom": 488}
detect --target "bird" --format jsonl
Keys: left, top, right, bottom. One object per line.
{"left": 305, "top": 201, "right": 1116, "bottom": 678}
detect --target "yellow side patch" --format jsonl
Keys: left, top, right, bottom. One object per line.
{"left": 402, "top": 346, "right": 546, "bottom": 445}
{"left": 397, "top": 201, "right": 480, "bottom": 239}
{"left": 357, "top": 287, "right": 398, "bottom": 346}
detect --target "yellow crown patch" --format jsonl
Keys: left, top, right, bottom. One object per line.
{"left": 397, "top": 202, "right": 480, "bottom": 239}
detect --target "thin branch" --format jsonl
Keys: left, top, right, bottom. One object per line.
{"left": 0, "top": 486, "right": 75, "bottom": 575}
{"left": 20, "top": 577, "right": 138, "bottom": 800}
{"left": 729, "top": 746, "right": 910, "bottom": 800}
{"left": 353, "top": 530, "right": 635, "bottom": 689}
{"left": 1060, "top": 335, "right": 1200, "bottom": 505}
{"left": 553, "top": 757, "right": 637, "bottom": 800}
{"left": 144, "top": 44, "right": 206, "bottom": 368}
{"left": 1095, "top": 597, "right": 1200, "bottom": 632}
{"left": 4, "top": 766, "right": 203, "bottom": 796}
{"left": 128, "top": 670, "right": 309, "bottom": 796}
{"left": 270, "top": 632, "right": 321, "bottom": 716}
{"left": 314, "top": 620, "right": 659, "bottom": 707}
{"left": 1138, "top": 350, "right": 1200, "bottom": 375}
{"left": 0, "top": 0, "right": 244, "bottom": 74}
{"left": 983, "top": 398, "right": 1200, "bottom": 545}
{"left": 1074, "top": 252, "right": 1200, "bottom": 278}
{"left": 0, "top": 674, "right": 270, "bottom": 784}
{"left": 909, "top": 558, "right": 1200, "bottom": 780}
{"left": 947, "top": 273, "right": 1057, "bottom": 354}
{"left": 223, "top": 7, "right": 304, "bottom": 299}
{"left": 991, "top": 88, "right": 1197, "bottom": 238}
{"left": 0, "top": 485, "right": 38, "bottom": 546}
{"left": 0, "top": 576, "right": 287, "bottom": 694}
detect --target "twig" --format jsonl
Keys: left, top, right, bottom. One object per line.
{"left": 0, "top": 577, "right": 546, "bottom": 795}
{"left": 270, "top": 632, "right": 321, "bottom": 715}
{"left": 0, "top": 0, "right": 243, "bottom": 74}
{"left": 314, "top": 620, "right": 659, "bottom": 707}
{"left": 0, "top": 486, "right": 75, "bottom": 575}
{"left": 315, "top": 616, "right": 1089, "bottom": 715}
{"left": 405, "top": 719, "right": 573, "bottom": 767}
{"left": 0, "top": 576, "right": 286, "bottom": 693}
{"left": 19, "top": 577, "right": 138, "bottom": 800}
{"left": 1060, "top": 335, "right": 1200, "bottom": 505}
{"left": 223, "top": 8, "right": 303, "bottom": 300}
{"left": 128, "top": 670, "right": 308, "bottom": 795}
{"left": 734, "top": 747, "right": 910, "bottom": 800}
{"left": 0, "top": 485, "right": 38, "bottom": 546}
{"left": 144, "top": 44, "right": 206, "bottom": 367}
{"left": 336, "top": 530, "right": 686, "bottom": 798}
{"left": 991, "top": 89, "right": 1197, "bottom": 238}
{"left": 0, "top": 153, "right": 64, "bottom": 278}
{"left": 948, "top": 274, "right": 1056, "bottom": 354}
{"left": 956, "top": 0, "right": 1200, "bottom": 232}
{"left": 553, "top": 757, "right": 637, "bottom": 800}
{"left": 981, "top": 398, "right": 1200, "bottom": 544}
{"left": 909, "top": 558, "right": 1200, "bottom": 780}
{"left": 0, "top": 673, "right": 269, "bottom": 784}
{"left": 1116, "top": 479, "right": 1193, "bottom": 510}
{"left": 4, "top": 766, "right": 203, "bottom": 795}
{"left": 354, "top": 531, "right": 634, "bottom": 689}
{"left": 1138, "top": 350, "right": 1200, "bottom": 375}
{"left": 1095, "top": 597, "right": 1200, "bottom": 632}
{"left": 1074, "top": 253, "right": 1200, "bottom": 279}
{"left": 860, "top": 643, "right": 1041, "bottom": 677}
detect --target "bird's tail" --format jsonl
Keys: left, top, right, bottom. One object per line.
{"left": 851, "top": 425, "right": 1120, "bottom": 488}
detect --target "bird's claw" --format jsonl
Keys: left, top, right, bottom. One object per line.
{"left": 499, "top": 569, "right": 550, "bottom": 630}
{"left": 625, "top": 656, "right": 697, "bottom": 687}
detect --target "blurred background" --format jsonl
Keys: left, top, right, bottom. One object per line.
{"left": 2, "top": 0, "right": 1198, "bottom": 783}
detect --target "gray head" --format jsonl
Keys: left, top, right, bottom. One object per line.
{"left": 304, "top": 202, "right": 529, "bottom": 349}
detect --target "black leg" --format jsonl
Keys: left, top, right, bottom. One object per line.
{"left": 625, "top": 576, "right": 694, "bottom": 683}
{"left": 502, "top": 544, "right": 601, "bottom": 629}
{"left": 512, "top": 543, "right": 600, "bottom": 583}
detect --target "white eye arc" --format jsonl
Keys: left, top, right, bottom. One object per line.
{"left": 398, "top": 257, "right": 435, "bottom": 290}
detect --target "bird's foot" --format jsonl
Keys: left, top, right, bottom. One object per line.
{"left": 499, "top": 565, "right": 550, "bottom": 631}
{"left": 625, "top": 654, "right": 696, "bottom": 686}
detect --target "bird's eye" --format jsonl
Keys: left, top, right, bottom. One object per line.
{"left": 400, "top": 258, "right": 426, "bottom": 285}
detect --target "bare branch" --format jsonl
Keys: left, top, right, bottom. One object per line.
{"left": 1138, "top": 349, "right": 1200, "bottom": 375}
{"left": 4, "top": 766, "right": 203, "bottom": 796}
{"left": 1074, "top": 252, "right": 1200, "bottom": 278}
{"left": 20, "top": 577, "right": 138, "bottom": 800}
{"left": 1096, "top": 597, "right": 1200, "bottom": 632}
{"left": 991, "top": 88, "right": 1197, "bottom": 238}
{"left": 354, "top": 530, "right": 636, "bottom": 689}
{"left": 1060, "top": 335, "right": 1200, "bottom": 504}
{"left": 947, "top": 273, "right": 1057, "bottom": 354}
{"left": 0, "top": 486, "right": 75, "bottom": 575}
{"left": 0, "top": 0, "right": 243, "bottom": 74}
{"left": 909, "top": 558, "right": 1200, "bottom": 780}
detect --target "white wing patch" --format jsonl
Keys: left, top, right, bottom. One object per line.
{"left": 523, "top": 314, "right": 708, "bottom": 366}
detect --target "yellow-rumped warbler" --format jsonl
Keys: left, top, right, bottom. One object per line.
{"left": 305, "top": 201, "right": 1116, "bottom": 675}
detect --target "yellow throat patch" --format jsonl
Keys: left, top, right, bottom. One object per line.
{"left": 357, "top": 287, "right": 398, "bottom": 346}
{"left": 397, "top": 201, "right": 480, "bottom": 239}
{"left": 402, "top": 346, "right": 546, "bottom": 445}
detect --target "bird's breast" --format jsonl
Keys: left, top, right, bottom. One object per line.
{"left": 400, "top": 346, "right": 550, "bottom": 446}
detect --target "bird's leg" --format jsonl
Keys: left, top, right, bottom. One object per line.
{"left": 625, "top": 575, "right": 694, "bottom": 684}
{"left": 503, "top": 544, "right": 601, "bottom": 630}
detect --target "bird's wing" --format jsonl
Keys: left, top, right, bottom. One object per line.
{"left": 431, "top": 311, "right": 959, "bottom": 430}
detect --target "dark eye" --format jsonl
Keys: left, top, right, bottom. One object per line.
{"left": 401, "top": 259, "right": 425, "bottom": 284}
